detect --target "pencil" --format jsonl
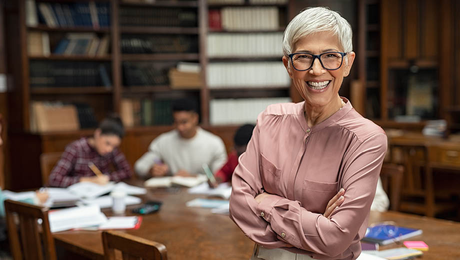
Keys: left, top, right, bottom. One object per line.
{"left": 88, "top": 162, "right": 103, "bottom": 177}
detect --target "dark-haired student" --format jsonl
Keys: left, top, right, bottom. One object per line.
{"left": 48, "top": 115, "right": 133, "bottom": 188}
{"left": 135, "top": 99, "right": 227, "bottom": 178}
{"left": 209, "top": 124, "right": 255, "bottom": 188}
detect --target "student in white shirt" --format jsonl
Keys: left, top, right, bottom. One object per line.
{"left": 134, "top": 99, "right": 227, "bottom": 178}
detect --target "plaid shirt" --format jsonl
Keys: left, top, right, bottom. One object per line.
{"left": 48, "top": 138, "right": 133, "bottom": 187}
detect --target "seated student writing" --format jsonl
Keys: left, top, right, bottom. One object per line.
{"left": 48, "top": 114, "right": 133, "bottom": 188}
{"left": 209, "top": 124, "right": 255, "bottom": 188}
{"left": 135, "top": 99, "right": 227, "bottom": 178}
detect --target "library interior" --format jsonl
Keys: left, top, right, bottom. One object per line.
{"left": 0, "top": 0, "right": 459, "bottom": 259}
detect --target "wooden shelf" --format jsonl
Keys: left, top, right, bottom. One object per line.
{"left": 29, "top": 55, "right": 112, "bottom": 61}
{"left": 208, "top": 3, "right": 288, "bottom": 7}
{"left": 366, "top": 50, "right": 380, "bottom": 57}
{"left": 367, "top": 24, "right": 380, "bottom": 32}
{"left": 366, "top": 81, "right": 380, "bottom": 88}
{"left": 122, "top": 53, "right": 199, "bottom": 61}
{"left": 119, "top": 1, "right": 198, "bottom": 7}
{"left": 209, "top": 56, "right": 282, "bottom": 62}
{"left": 36, "top": 0, "right": 110, "bottom": 2}
{"left": 30, "top": 87, "right": 112, "bottom": 95}
{"left": 387, "top": 59, "right": 438, "bottom": 69}
{"left": 27, "top": 25, "right": 110, "bottom": 33}
{"left": 210, "top": 86, "right": 289, "bottom": 98}
{"left": 122, "top": 86, "right": 200, "bottom": 93}
{"left": 208, "top": 28, "right": 285, "bottom": 33}
{"left": 120, "top": 27, "right": 199, "bottom": 34}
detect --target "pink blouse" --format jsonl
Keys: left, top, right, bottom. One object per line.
{"left": 229, "top": 99, "right": 387, "bottom": 260}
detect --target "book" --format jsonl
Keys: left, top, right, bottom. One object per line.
{"left": 362, "top": 224, "right": 423, "bottom": 245}
{"left": 99, "top": 216, "right": 142, "bottom": 230}
{"left": 145, "top": 175, "right": 208, "bottom": 188}
{"left": 369, "top": 248, "right": 423, "bottom": 260}
{"left": 81, "top": 195, "right": 142, "bottom": 209}
{"left": 403, "top": 241, "right": 429, "bottom": 251}
{"left": 48, "top": 205, "right": 107, "bottom": 233}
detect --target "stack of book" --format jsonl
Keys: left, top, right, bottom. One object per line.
{"left": 121, "top": 35, "right": 198, "bottom": 54}
{"left": 122, "top": 62, "right": 169, "bottom": 86}
{"left": 53, "top": 34, "right": 110, "bottom": 56}
{"left": 210, "top": 7, "right": 280, "bottom": 31}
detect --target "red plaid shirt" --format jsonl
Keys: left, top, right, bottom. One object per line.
{"left": 48, "top": 138, "right": 133, "bottom": 187}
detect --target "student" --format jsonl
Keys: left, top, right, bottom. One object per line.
{"left": 209, "top": 124, "right": 255, "bottom": 187}
{"left": 135, "top": 99, "right": 227, "bottom": 178}
{"left": 0, "top": 114, "right": 48, "bottom": 217}
{"left": 48, "top": 114, "right": 132, "bottom": 188}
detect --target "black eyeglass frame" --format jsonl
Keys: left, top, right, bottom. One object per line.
{"left": 288, "top": 52, "right": 348, "bottom": 71}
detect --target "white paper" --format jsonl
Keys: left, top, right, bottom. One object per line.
{"left": 67, "top": 182, "right": 115, "bottom": 199}
{"left": 99, "top": 216, "right": 139, "bottom": 230}
{"left": 211, "top": 203, "right": 230, "bottom": 214}
{"left": 43, "top": 188, "right": 80, "bottom": 208}
{"left": 81, "top": 195, "right": 141, "bottom": 209}
{"left": 186, "top": 198, "right": 229, "bottom": 209}
{"left": 356, "top": 252, "right": 386, "bottom": 260}
{"left": 113, "top": 182, "right": 146, "bottom": 195}
{"left": 2, "top": 190, "right": 36, "bottom": 201}
{"left": 144, "top": 177, "right": 172, "bottom": 188}
{"left": 49, "top": 205, "right": 107, "bottom": 232}
{"left": 188, "top": 182, "right": 232, "bottom": 199}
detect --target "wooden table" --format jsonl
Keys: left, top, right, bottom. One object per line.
{"left": 53, "top": 184, "right": 460, "bottom": 260}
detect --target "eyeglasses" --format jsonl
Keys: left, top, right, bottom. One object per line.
{"left": 288, "top": 52, "right": 347, "bottom": 71}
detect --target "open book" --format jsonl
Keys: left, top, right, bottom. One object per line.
{"left": 49, "top": 205, "right": 107, "bottom": 232}
{"left": 145, "top": 174, "right": 207, "bottom": 188}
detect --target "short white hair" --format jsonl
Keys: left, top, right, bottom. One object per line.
{"left": 282, "top": 7, "right": 353, "bottom": 57}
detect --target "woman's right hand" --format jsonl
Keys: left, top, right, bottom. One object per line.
{"left": 323, "top": 188, "right": 345, "bottom": 218}
{"left": 80, "top": 175, "right": 110, "bottom": 185}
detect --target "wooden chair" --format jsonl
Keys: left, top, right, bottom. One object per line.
{"left": 102, "top": 231, "right": 167, "bottom": 260}
{"left": 4, "top": 200, "right": 56, "bottom": 260}
{"left": 40, "top": 152, "right": 62, "bottom": 186}
{"left": 379, "top": 163, "right": 404, "bottom": 211}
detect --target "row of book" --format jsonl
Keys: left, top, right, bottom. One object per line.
{"left": 123, "top": 62, "right": 169, "bottom": 86}
{"left": 27, "top": 1, "right": 110, "bottom": 28}
{"left": 210, "top": 97, "right": 290, "bottom": 125}
{"left": 119, "top": 7, "right": 197, "bottom": 27}
{"left": 207, "top": 33, "right": 283, "bottom": 57}
{"left": 30, "top": 61, "right": 112, "bottom": 87}
{"left": 209, "top": 7, "right": 280, "bottom": 31}
{"left": 207, "top": 62, "right": 290, "bottom": 88}
{"left": 121, "top": 35, "right": 198, "bottom": 54}
{"left": 30, "top": 101, "right": 98, "bottom": 133}
{"left": 53, "top": 33, "right": 110, "bottom": 56}
{"left": 120, "top": 98, "right": 175, "bottom": 127}
{"left": 208, "top": 0, "right": 287, "bottom": 3}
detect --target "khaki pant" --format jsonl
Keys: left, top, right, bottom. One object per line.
{"left": 250, "top": 245, "right": 314, "bottom": 260}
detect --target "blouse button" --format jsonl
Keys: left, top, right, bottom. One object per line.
{"left": 306, "top": 129, "right": 311, "bottom": 133}
{"left": 260, "top": 212, "right": 265, "bottom": 217}
{"left": 281, "top": 232, "right": 286, "bottom": 238}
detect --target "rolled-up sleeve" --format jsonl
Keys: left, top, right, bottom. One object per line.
{"left": 134, "top": 139, "right": 162, "bottom": 177}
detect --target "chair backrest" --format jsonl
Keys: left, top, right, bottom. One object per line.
{"left": 4, "top": 199, "right": 56, "bottom": 260}
{"left": 379, "top": 163, "right": 404, "bottom": 211}
{"left": 102, "top": 231, "right": 167, "bottom": 260}
{"left": 40, "top": 152, "right": 62, "bottom": 186}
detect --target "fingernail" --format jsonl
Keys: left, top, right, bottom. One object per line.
{"left": 340, "top": 188, "right": 345, "bottom": 193}
{"left": 339, "top": 196, "right": 344, "bottom": 201}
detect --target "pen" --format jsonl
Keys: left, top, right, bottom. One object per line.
{"left": 88, "top": 162, "right": 103, "bottom": 177}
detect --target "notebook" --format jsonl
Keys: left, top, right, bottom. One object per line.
{"left": 363, "top": 224, "right": 422, "bottom": 245}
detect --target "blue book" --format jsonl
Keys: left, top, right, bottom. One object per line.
{"left": 53, "top": 38, "right": 70, "bottom": 54}
{"left": 362, "top": 224, "right": 422, "bottom": 245}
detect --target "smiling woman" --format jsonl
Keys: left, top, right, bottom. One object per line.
{"left": 229, "top": 7, "right": 387, "bottom": 260}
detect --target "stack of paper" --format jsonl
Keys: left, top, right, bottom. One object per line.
{"left": 188, "top": 182, "right": 232, "bottom": 199}
{"left": 145, "top": 175, "right": 207, "bottom": 188}
{"left": 67, "top": 182, "right": 115, "bottom": 199}
{"left": 81, "top": 195, "right": 142, "bottom": 209}
{"left": 48, "top": 205, "right": 107, "bottom": 232}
